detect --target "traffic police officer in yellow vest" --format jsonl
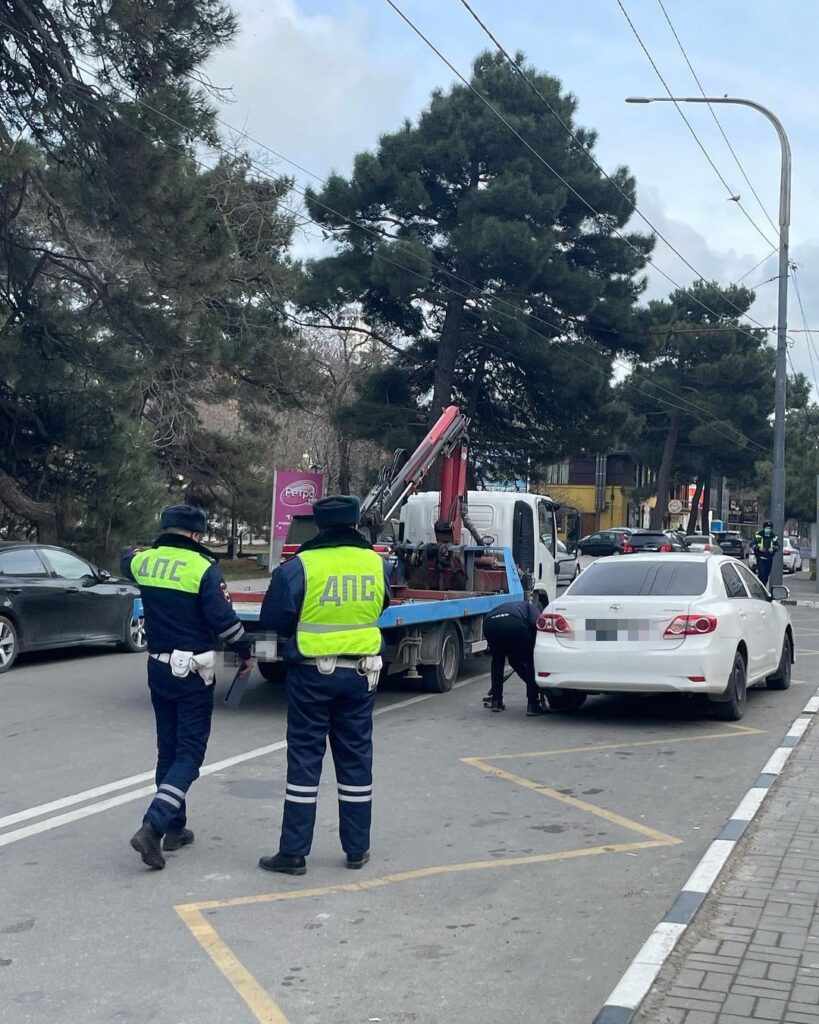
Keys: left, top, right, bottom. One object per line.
{"left": 122, "top": 504, "right": 254, "bottom": 869}
{"left": 258, "top": 495, "right": 391, "bottom": 875}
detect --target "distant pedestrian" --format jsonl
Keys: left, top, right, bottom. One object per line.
{"left": 753, "top": 521, "right": 780, "bottom": 586}
{"left": 483, "top": 600, "right": 547, "bottom": 716}
{"left": 122, "top": 504, "right": 255, "bottom": 870}
{"left": 257, "top": 495, "right": 391, "bottom": 876}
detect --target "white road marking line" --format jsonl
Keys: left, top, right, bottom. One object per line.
{"left": 0, "top": 676, "right": 484, "bottom": 848}
{"left": 804, "top": 695, "right": 819, "bottom": 714}
{"left": 0, "top": 770, "right": 157, "bottom": 830}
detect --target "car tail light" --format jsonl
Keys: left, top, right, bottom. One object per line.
{"left": 622, "top": 544, "right": 634, "bottom": 554}
{"left": 537, "top": 613, "right": 572, "bottom": 635}
{"left": 703, "top": 544, "right": 712, "bottom": 552}
{"left": 664, "top": 614, "right": 717, "bottom": 638}
{"left": 660, "top": 544, "right": 673, "bottom": 552}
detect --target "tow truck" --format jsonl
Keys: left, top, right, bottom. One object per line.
{"left": 231, "top": 406, "right": 568, "bottom": 692}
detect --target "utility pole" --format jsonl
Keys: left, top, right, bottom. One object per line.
{"left": 626, "top": 96, "right": 791, "bottom": 585}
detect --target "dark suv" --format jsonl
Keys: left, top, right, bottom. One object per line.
{"left": 628, "top": 530, "right": 686, "bottom": 553}
{"left": 0, "top": 543, "right": 146, "bottom": 673}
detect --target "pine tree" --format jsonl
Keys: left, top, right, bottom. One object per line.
{"left": 302, "top": 51, "right": 653, "bottom": 476}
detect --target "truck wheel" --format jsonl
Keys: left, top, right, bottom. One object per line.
{"left": 258, "top": 662, "right": 286, "bottom": 684}
{"left": 421, "top": 624, "right": 461, "bottom": 693}
{"left": 546, "top": 690, "right": 586, "bottom": 712}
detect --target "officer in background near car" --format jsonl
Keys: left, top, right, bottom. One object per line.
{"left": 483, "top": 600, "right": 547, "bottom": 716}
{"left": 122, "top": 504, "right": 255, "bottom": 870}
{"left": 753, "top": 520, "right": 780, "bottom": 586}
{"left": 258, "top": 495, "right": 391, "bottom": 876}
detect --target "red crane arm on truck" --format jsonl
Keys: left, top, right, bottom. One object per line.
{"left": 359, "top": 405, "right": 471, "bottom": 543}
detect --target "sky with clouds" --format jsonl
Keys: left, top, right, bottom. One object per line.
{"left": 207, "top": 0, "right": 819, "bottom": 389}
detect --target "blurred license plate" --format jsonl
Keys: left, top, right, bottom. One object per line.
{"left": 583, "top": 618, "right": 652, "bottom": 641}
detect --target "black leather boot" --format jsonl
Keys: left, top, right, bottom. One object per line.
{"left": 259, "top": 852, "right": 307, "bottom": 875}
{"left": 164, "top": 828, "right": 195, "bottom": 851}
{"left": 130, "top": 823, "right": 165, "bottom": 870}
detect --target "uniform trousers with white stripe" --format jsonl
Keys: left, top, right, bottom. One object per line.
{"left": 143, "top": 658, "right": 215, "bottom": 834}
{"left": 281, "top": 664, "right": 376, "bottom": 857}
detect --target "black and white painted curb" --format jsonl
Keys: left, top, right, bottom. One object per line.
{"left": 591, "top": 689, "right": 819, "bottom": 1024}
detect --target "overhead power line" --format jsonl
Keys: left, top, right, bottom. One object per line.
{"left": 0, "top": 14, "right": 771, "bottom": 455}
{"left": 451, "top": 0, "right": 800, "bottom": 359}
{"left": 438, "top": 0, "right": 779, "bottom": 348}
{"left": 655, "top": 0, "right": 780, "bottom": 239}
{"left": 735, "top": 248, "right": 777, "bottom": 285}
{"left": 615, "top": 0, "right": 777, "bottom": 251}
{"left": 791, "top": 268, "right": 819, "bottom": 398}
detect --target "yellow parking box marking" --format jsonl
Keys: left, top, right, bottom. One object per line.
{"left": 475, "top": 722, "right": 763, "bottom": 762}
{"left": 461, "top": 758, "right": 680, "bottom": 845}
{"left": 178, "top": 838, "right": 669, "bottom": 917}
{"left": 175, "top": 905, "right": 289, "bottom": 1024}
{"left": 177, "top": 724, "right": 766, "bottom": 1022}
{"left": 176, "top": 838, "right": 670, "bottom": 1024}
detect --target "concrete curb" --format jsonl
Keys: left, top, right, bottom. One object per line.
{"left": 590, "top": 686, "right": 819, "bottom": 1024}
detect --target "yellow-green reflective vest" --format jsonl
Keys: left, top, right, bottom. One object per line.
{"left": 130, "top": 546, "right": 212, "bottom": 593}
{"left": 296, "top": 546, "right": 385, "bottom": 658}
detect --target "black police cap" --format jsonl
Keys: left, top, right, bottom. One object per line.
{"left": 313, "top": 495, "right": 361, "bottom": 527}
{"left": 160, "top": 504, "right": 208, "bottom": 534}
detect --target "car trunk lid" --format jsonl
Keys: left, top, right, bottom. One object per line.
{"left": 550, "top": 597, "right": 690, "bottom": 651}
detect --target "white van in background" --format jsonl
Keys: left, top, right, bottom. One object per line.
{"left": 400, "top": 491, "right": 561, "bottom": 608}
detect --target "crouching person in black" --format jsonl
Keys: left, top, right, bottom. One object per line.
{"left": 483, "top": 601, "right": 546, "bottom": 717}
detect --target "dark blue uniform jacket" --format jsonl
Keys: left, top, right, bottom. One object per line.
{"left": 121, "top": 532, "right": 252, "bottom": 660}
{"left": 484, "top": 600, "right": 540, "bottom": 635}
{"left": 260, "top": 528, "right": 392, "bottom": 665}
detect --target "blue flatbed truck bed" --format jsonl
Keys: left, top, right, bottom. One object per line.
{"left": 230, "top": 546, "right": 523, "bottom": 693}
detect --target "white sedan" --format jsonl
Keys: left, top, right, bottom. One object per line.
{"left": 782, "top": 537, "right": 803, "bottom": 574}
{"left": 534, "top": 554, "right": 793, "bottom": 721}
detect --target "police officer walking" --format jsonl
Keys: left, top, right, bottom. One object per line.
{"left": 753, "top": 520, "right": 780, "bottom": 586}
{"left": 123, "top": 504, "right": 255, "bottom": 870}
{"left": 483, "top": 600, "right": 547, "bottom": 716}
{"left": 258, "top": 495, "right": 391, "bottom": 875}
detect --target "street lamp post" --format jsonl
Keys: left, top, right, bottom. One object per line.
{"left": 626, "top": 96, "right": 791, "bottom": 586}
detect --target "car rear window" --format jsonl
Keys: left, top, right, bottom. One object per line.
{"left": 629, "top": 532, "right": 668, "bottom": 549}
{"left": 569, "top": 560, "right": 708, "bottom": 596}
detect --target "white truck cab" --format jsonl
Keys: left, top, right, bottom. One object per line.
{"left": 400, "top": 490, "right": 559, "bottom": 607}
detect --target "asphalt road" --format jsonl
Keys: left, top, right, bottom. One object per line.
{"left": 2, "top": 586, "right": 818, "bottom": 1024}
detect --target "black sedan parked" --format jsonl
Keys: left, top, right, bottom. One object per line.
{"left": 0, "top": 542, "right": 146, "bottom": 673}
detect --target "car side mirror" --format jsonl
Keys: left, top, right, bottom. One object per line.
{"left": 770, "top": 585, "right": 790, "bottom": 602}
{"left": 97, "top": 569, "right": 111, "bottom": 581}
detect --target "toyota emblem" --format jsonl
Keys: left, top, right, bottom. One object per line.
{"left": 609, "top": 603, "right": 623, "bottom": 612}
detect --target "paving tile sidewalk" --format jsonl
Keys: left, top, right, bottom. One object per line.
{"left": 635, "top": 717, "right": 819, "bottom": 1024}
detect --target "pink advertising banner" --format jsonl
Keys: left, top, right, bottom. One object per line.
{"left": 271, "top": 470, "right": 325, "bottom": 541}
